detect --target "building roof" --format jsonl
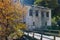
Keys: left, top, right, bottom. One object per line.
{"left": 31, "top": 5, "right": 51, "bottom": 10}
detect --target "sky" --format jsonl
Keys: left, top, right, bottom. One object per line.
{"left": 58, "top": 0, "right": 60, "bottom": 4}
{"left": 20, "top": 0, "right": 35, "bottom": 5}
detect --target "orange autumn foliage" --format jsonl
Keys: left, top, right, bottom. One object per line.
{"left": 0, "top": 0, "right": 27, "bottom": 38}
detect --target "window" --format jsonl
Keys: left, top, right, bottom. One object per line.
{"left": 29, "top": 9, "right": 33, "bottom": 16}
{"left": 45, "top": 22, "right": 47, "bottom": 26}
{"left": 23, "top": 22, "right": 26, "bottom": 24}
{"left": 33, "top": 22, "right": 35, "bottom": 26}
{"left": 35, "top": 10, "right": 38, "bottom": 17}
{"left": 41, "top": 12, "right": 44, "bottom": 17}
{"left": 46, "top": 12, "right": 49, "bottom": 17}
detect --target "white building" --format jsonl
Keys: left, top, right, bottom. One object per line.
{"left": 25, "top": 5, "right": 51, "bottom": 30}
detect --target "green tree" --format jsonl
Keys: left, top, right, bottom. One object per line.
{"left": 34, "top": 0, "right": 60, "bottom": 17}
{"left": 35, "top": 0, "right": 58, "bottom": 8}
{"left": 34, "top": 0, "right": 60, "bottom": 26}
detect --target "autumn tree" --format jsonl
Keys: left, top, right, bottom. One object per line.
{"left": 0, "top": 0, "right": 27, "bottom": 40}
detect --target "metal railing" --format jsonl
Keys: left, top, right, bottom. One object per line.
{"left": 23, "top": 30, "right": 60, "bottom": 40}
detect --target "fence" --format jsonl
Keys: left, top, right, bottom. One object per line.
{"left": 23, "top": 29, "right": 60, "bottom": 40}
